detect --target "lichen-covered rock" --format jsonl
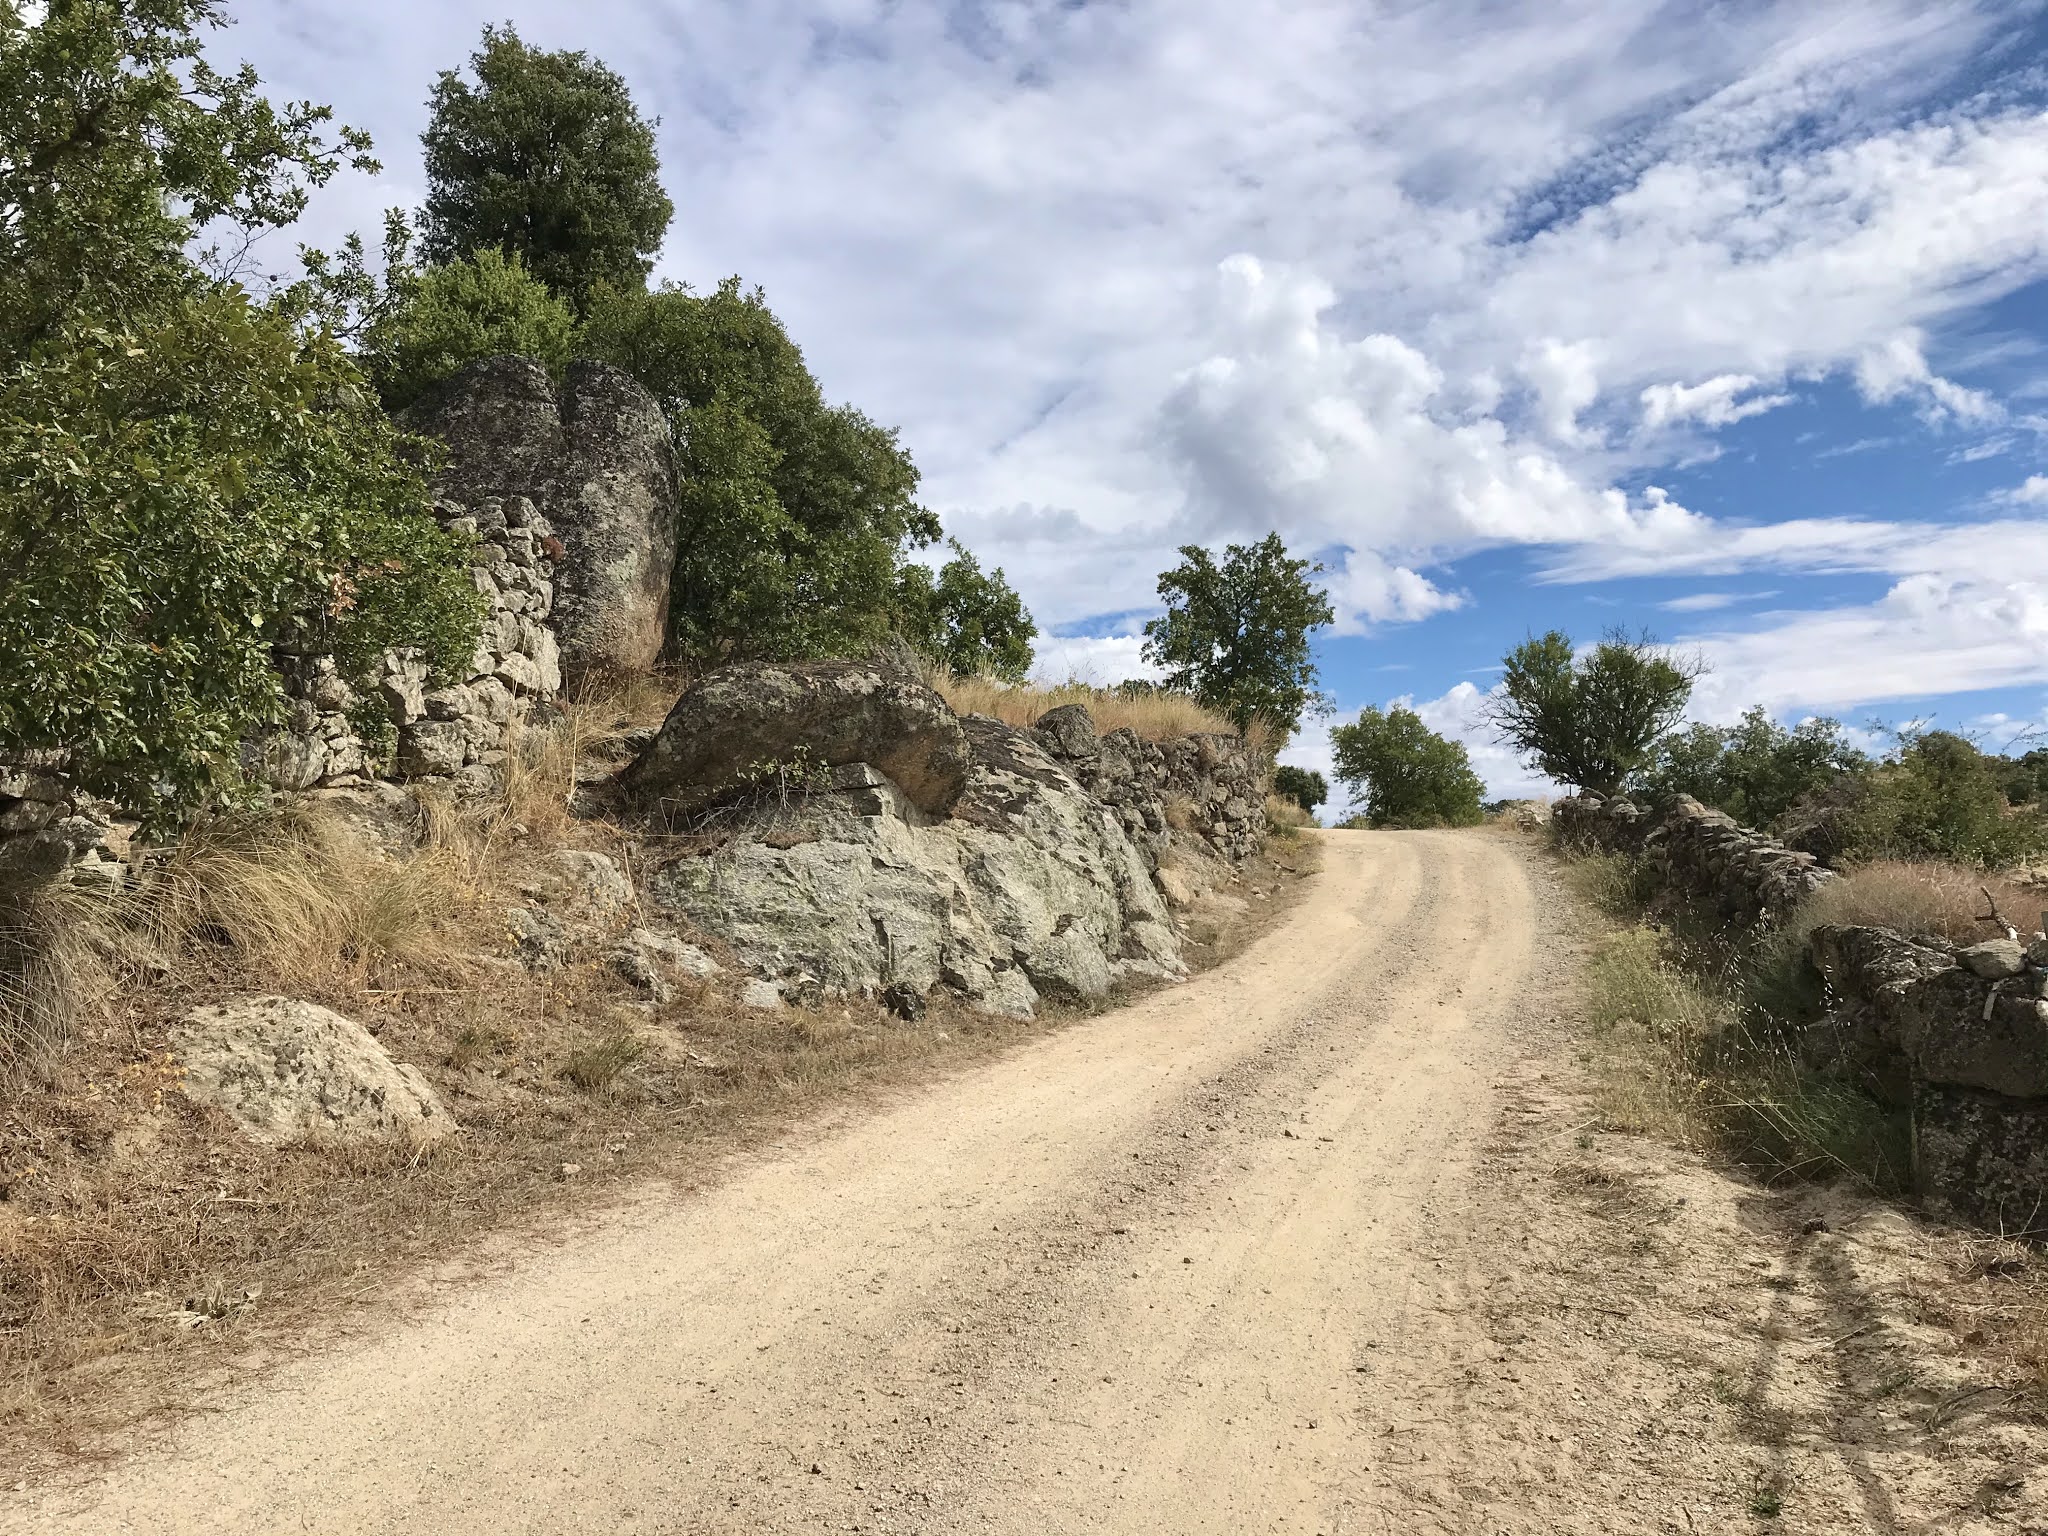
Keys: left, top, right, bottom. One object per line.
{"left": 1912, "top": 1082, "right": 2048, "bottom": 1233}
{"left": 172, "top": 997, "right": 450, "bottom": 1145}
{"left": 408, "top": 356, "right": 676, "bottom": 680}
{"left": 626, "top": 658, "right": 970, "bottom": 821}
{"left": 1959, "top": 937, "right": 2027, "bottom": 981}
{"left": 1031, "top": 706, "right": 1267, "bottom": 865}
{"left": 646, "top": 715, "right": 1182, "bottom": 1017}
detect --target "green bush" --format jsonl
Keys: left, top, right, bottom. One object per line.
{"left": 579, "top": 279, "right": 940, "bottom": 662}
{"left": 1837, "top": 731, "right": 2048, "bottom": 868}
{"left": 1637, "top": 707, "right": 1866, "bottom": 826}
{"left": 893, "top": 540, "right": 1037, "bottom": 682}
{"left": 1331, "top": 706, "right": 1485, "bottom": 828}
{"left": 361, "top": 248, "right": 574, "bottom": 409}
{"left": 0, "top": 293, "right": 483, "bottom": 828}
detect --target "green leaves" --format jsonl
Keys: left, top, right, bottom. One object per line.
{"left": 0, "top": 293, "right": 484, "bottom": 829}
{"left": 1487, "top": 628, "right": 1700, "bottom": 797}
{"left": 1330, "top": 707, "right": 1484, "bottom": 828}
{"left": 420, "top": 25, "right": 672, "bottom": 309}
{"left": 580, "top": 279, "right": 938, "bottom": 663}
{"left": 1637, "top": 707, "right": 1866, "bottom": 825}
{"left": 893, "top": 541, "right": 1038, "bottom": 682}
{"left": 1141, "top": 533, "right": 1333, "bottom": 739}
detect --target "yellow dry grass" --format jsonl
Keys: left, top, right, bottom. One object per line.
{"left": 1792, "top": 859, "right": 2044, "bottom": 945}
{"left": 1264, "top": 793, "right": 1314, "bottom": 834}
{"left": 928, "top": 670, "right": 1269, "bottom": 750}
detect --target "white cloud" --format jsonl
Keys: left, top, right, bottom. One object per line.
{"left": 1028, "top": 633, "right": 1160, "bottom": 689}
{"left": 1521, "top": 339, "right": 1603, "bottom": 444}
{"left": 1998, "top": 474, "right": 2048, "bottom": 506}
{"left": 1661, "top": 592, "right": 1744, "bottom": 612}
{"left": 1855, "top": 332, "right": 2003, "bottom": 423}
{"left": 1639, "top": 375, "right": 1792, "bottom": 430}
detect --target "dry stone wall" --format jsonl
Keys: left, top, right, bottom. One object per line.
{"left": 1556, "top": 791, "right": 2047, "bottom": 1233}
{"left": 1030, "top": 704, "right": 1267, "bottom": 865}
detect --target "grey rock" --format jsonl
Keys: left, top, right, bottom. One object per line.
{"left": 1961, "top": 937, "right": 2027, "bottom": 981}
{"left": 407, "top": 356, "right": 676, "bottom": 682}
{"left": 608, "top": 926, "right": 719, "bottom": 1003}
{"left": 506, "top": 906, "right": 570, "bottom": 971}
{"left": 172, "top": 997, "right": 451, "bottom": 1145}
{"left": 527, "top": 849, "right": 634, "bottom": 923}
{"left": 1912, "top": 1081, "right": 2048, "bottom": 1233}
{"left": 741, "top": 978, "right": 785, "bottom": 1010}
{"left": 1033, "top": 703, "right": 1100, "bottom": 761}
{"left": 395, "top": 720, "right": 468, "bottom": 778}
{"left": 306, "top": 783, "right": 423, "bottom": 857}
{"left": 626, "top": 657, "right": 971, "bottom": 821}
{"left": 648, "top": 714, "right": 1184, "bottom": 1019}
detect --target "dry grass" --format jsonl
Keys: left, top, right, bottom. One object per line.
{"left": 928, "top": 669, "right": 1274, "bottom": 754}
{"left": 1264, "top": 793, "right": 1314, "bottom": 834}
{"left": 1791, "top": 859, "right": 2046, "bottom": 945}
{"left": 1576, "top": 905, "right": 1907, "bottom": 1191}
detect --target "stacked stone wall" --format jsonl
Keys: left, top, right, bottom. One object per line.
{"left": 1030, "top": 705, "right": 1266, "bottom": 865}
{"left": 1556, "top": 791, "right": 2048, "bottom": 1233}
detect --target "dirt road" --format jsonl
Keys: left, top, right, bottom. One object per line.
{"left": 15, "top": 830, "right": 2036, "bottom": 1533}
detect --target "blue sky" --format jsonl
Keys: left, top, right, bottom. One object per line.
{"left": 223, "top": 0, "right": 2048, "bottom": 803}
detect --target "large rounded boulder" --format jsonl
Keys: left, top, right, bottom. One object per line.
{"left": 624, "top": 658, "right": 970, "bottom": 820}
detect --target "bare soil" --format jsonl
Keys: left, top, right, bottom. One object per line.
{"left": 9, "top": 829, "right": 2045, "bottom": 1533}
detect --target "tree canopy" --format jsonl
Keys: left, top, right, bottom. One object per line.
{"left": 1637, "top": 707, "right": 1867, "bottom": 826}
{"left": 580, "top": 278, "right": 942, "bottom": 662}
{"left": 1272, "top": 765, "right": 1328, "bottom": 815}
{"left": 1486, "top": 629, "right": 1700, "bottom": 797}
{"left": 1141, "top": 534, "right": 1333, "bottom": 738}
{"left": 1330, "top": 706, "right": 1485, "bottom": 829}
{"left": 0, "top": 1, "right": 482, "bottom": 825}
{"left": 420, "top": 25, "right": 672, "bottom": 307}
{"left": 894, "top": 541, "right": 1037, "bottom": 682}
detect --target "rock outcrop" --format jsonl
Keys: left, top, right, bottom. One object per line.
{"left": 1033, "top": 713, "right": 1267, "bottom": 865}
{"left": 625, "top": 658, "right": 971, "bottom": 821}
{"left": 646, "top": 709, "right": 1184, "bottom": 1017}
{"left": 172, "top": 997, "right": 452, "bottom": 1145}
{"left": 409, "top": 357, "right": 677, "bottom": 680}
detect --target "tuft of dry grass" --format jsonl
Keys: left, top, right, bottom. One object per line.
{"left": 1791, "top": 859, "right": 2045, "bottom": 945}
{"left": 1264, "top": 793, "right": 1313, "bottom": 835}
{"left": 0, "top": 881, "right": 118, "bottom": 1084}
{"left": 927, "top": 669, "right": 1262, "bottom": 748}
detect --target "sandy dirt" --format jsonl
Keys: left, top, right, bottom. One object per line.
{"left": 10, "top": 830, "right": 2041, "bottom": 1533}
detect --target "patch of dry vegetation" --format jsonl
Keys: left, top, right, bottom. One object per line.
{"left": 1790, "top": 859, "right": 2043, "bottom": 945}
{"left": 1263, "top": 793, "right": 1313, "bottom": 834}
{"left": 929, "top": 669, "right": 1275, "bottom": 754}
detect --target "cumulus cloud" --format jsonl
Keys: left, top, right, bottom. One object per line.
{"left": 1639, "top": 375, "right": 1792, "bottom": 431}
{"left": 1999, "top": 474, "right": 2048, "bottom": 506}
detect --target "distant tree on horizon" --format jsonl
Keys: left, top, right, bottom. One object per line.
{"left": 1486, "top": 629, "right": 1700, "bottom": 797}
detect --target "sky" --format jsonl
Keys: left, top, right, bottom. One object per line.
{"left": 222, "top": 0, "right": 2048, "bottom": 807}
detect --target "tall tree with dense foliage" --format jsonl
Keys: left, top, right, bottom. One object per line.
{"left": 1486, "top": 629, "right": 1700, "bottom": 796}
{"left": 0, "top": 2, "right": 482, "bottom": 825}
{"left": 893, "top": 541, "right": 1038, "bottom": 681}
{"left": 1841, "top": 730, "right": 2047, "bottom": 868}
{"left": 580, "top": 279, "right": 940, "bottom": 660}
{"left": 1141, "top": 534, "right": 1334, "bottom": 738}
{"left": 1272, "top": 765, "right": 1328, "bottom": 815}
{"left": 1330, "top": 707, "right": 1486, "bottom": 828}
{"left": 1637, "top": 707, "right": 1867, "bottom": 826}
{"left": 420, "top": 25, "right": 672, "bottom": 307}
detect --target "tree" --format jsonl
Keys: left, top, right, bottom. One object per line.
{"left": 1486, "top": 629, "right": 1700, "bottom": 796}
{"left": 294, "top": 218, "right": 575, "bottom": 409}
{"left": 1330, "top": 707, "right": 1485, "bottom": 829}
{"left": 1839, "top": 730, "right": 2048, "bottom": 868}
{"left": 1637, "top": 707, "right": 1867, "bottom": 826}
{"left": 1141, "top": 534, "right": 1334, "bottom": 738}
{"left": 420, "top": 25, "right": 672, "bottom": 307}
{"left": 579, "top": 278, "right": 940, "bottom": 661}
{"left": 0, "top": 2, "right": 483, "bottom": 826}
{"left": 894, "top": 541, "right": 1037, "bottom": 681}
{"left": 1, "top": 0, "right": 374, "bottom": 359}
{"left": 1271, "top": 765, "right": 1328, "bottom": 815}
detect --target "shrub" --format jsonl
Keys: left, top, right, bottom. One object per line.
{"left": 1272, "top": 765, "right": 1328, "bottom": 815}
{"left": 361, "top": 248, "right": 574, "bottom": 409}
{"left": 0, "top": 295, "right": 485, "bottom": 826}
{"left": 1638, "top": 707, "right": 1867, "bottom": 826}
{"left": 1330, "top": 706, "right": 1485, "bottom": 828}
{"left": 892, "top": 541, "right": 1037, "bottom": 683}
{"left": 1836, "top": 731, "right": 2048, "bottom": 869}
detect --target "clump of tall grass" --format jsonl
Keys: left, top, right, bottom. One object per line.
{"left": 1789, "top": 859, "right": 2043, "bottom": 946}
{"left": 927, "top": 669, "right": 1271, "bottom": 753}
{"left": 1580, "top": 923, "right": 1907, "bottom": 1190}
